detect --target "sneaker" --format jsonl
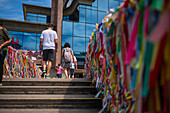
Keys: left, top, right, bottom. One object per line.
{"left": 45, "top": 75, "right": 50, "bottom": 79}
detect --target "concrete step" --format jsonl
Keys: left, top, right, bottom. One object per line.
{"left": 0, "top": 86, "right": 97, "bottom": 94}
{"left": 0, "top": 109, "right": 100, "bottom": 113}
{"left": 2, "top": 78, "right": 92, "bottom": 86}
{"left": 0, "top": 95, "right": 102, "bottom": 109}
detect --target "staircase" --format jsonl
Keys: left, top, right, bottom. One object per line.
{"left": 0, "top": 78, "right": 102, "bottom": 113}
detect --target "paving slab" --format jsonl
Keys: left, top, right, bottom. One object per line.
{"left": 0, "top": 94, "right": 97, "bottom": 99}
{"left": 0, "top": 109, "right": 100, "bottom": 113}
{"left": 3, "top": 78, "right": 92, "bottom": 82}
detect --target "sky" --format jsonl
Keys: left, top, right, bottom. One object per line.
{"left": 0, "top": 0, "right": 51, "bottom": 21}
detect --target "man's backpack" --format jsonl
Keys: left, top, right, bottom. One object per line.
{"left": 64, "top": 48, "right": 72, "bottom": 62}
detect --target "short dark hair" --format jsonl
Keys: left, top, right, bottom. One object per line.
{"left": 47, "top": 23, "right": 53, "bottom": 28}
{"left": 64, "top": 42, "right": 70, "bottom": 48}
{"left": 0, "top": 20, "right": 3, "bottom": 26}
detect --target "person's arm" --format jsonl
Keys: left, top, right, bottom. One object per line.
{"left": 54, "top": 32, "right": 58, "bottom": 52}
{"left": 0, "top": 39, "right": 11, "bottom": 50}
{"left": 39, "top": 32, "right": 44, "bottom": 50}
{"left": 39, "top": 38, "right": 43, "bottom": 54}
{"left": 61, "top": 49, "right": 64, "bottom": 64}
{"left": 75, "top": 60, "right": 77, "bottom": 70}
{"left": 54, "top": 39, "right": 58, "bottom": 52}
{"left": 74, "top": 56, "right": 77, "bottom": 70}
{"left": 71, "top": 50, "right": 74, "bottom": 63}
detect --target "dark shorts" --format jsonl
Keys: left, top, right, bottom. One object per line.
{"left": 70, "top": 69, "right": 75, "bottom": 76}
{"left": 43, "top": 49, "right": 55, "bottom": 61}
{"left": 57, "top": 74, "right": 62, "bottom": 78}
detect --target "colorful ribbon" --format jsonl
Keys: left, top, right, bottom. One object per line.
{"left": 3, "top": 46, "right": 42, "bottom": 78}
{"left": 85, "top": 0, "right": 170, "bottom": 112}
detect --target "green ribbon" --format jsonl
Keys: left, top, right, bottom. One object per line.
{"left": 150, "top": 0, "right": 163, "bottom": 11}
{"left": 112, "top": 7, "right": 120, "bottom": 15}
{"left": 142, "top": 42, "right": 154, "bottom": 97}
{"left": 107, "top": 22, "right": 115, "bottom": 37}
{"left": 102, "top": 91, "right": 104, "bottom": 94}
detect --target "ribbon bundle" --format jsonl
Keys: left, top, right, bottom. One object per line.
{"left": 3, "top": 46, "right": 42, "bottom": 78}
{"left": 85, "top": 0, "right": 170, "bottom": 112}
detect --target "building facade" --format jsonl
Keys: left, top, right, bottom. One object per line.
{"left": 0, "top": 0, "right": 123, "bottom": 69}
{"left": 62, "top": 0, "right": 123, "bottom": 68}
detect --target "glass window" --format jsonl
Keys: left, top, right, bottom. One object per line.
{"left": 27, "top": 13, "right": 37, "bottom": 16}
{"left": 73, "top": 22, "right": 85, "bottom": 37}
{"left": 79, "top": 8, "right": 85, "bottom": 22}
{"left": 62, "top": 21, "right": 73, "bottom": 36}
{"left": 74, "top": 50, "right": 86, "bottom": 69}
{"left": 38, "top": 17, "right": 46, "bottom": 23}
{"left": 86, "top": 6, "right": 97, "bottom": 10}
{"left": 86, "top": 24, "right": 96, "bottom": 37}
{"left": 27, "top": 15, "right": 37, "bottom": 22}
{"left": 98, "top": 0, "right": 108, "bottom": 11}
{"left": 86, "top": 37, "right": 90, "bottom": 51}
{"left": 9, "top": 33, "right": 23, "bottom": 50}
{"left": 92, "top": 0, "right": 98, "bottom": 7}
{"left": 27, "top": 13, "right": 37, "bottom": 22}
{"left": 8, "top": 31, "right": 41, "bottom": 50}
{"left": 38, "top": 14, "right": 46, "bottom": 18}
{"left": 62, "top": 36, "right": 73, "bottom": 49}
{"left": 86, "top": 9, "right": 97, "bottom": 24}
{"left": 63, "top": 16, "right": 69, "bottom": 21}
{"left": 37, "top": 35, "right": 41, "bottom": 50}
{"left": 79, "top": 5, "right": 86, "bottom": 8}
{"left": 98, "top": 11, "right": 107, "bottom": 23}
{"left": 8, "top": 31, "right": 23, "bottom": 35}
{"left": 23, "top": 33, "right": 37, "bottom": 50}
{"left": 73, "top": 37, "right": 85, "bottom": 52}
{"left": 9, "top": 31, "right": 23, "bottom": 49}
{"left": 37, "top": 33, "right": 41, "bottom": 37}
{"left": 27, "top": 13, "right": 47, "bottom": 23}
{"left": 109, "top": 0, "right": 119, "bottom": 9}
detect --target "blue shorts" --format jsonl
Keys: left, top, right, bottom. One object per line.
{"left": 57, "top": 74, "right": 62, "bottom": 78}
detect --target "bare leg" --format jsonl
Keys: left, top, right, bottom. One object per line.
{"left": 46, "top": 61, "right": 52, "bottom": 76}
{"left": 43, "top": 61, "right": 47, "bottom": 72}
{"left": 64, "top": 68, "right": 69, "bottom": 78}
{"left": 41, "top": 61, "right": 46, "bottom": 78}
{"left": 72, "top": 69, "right": 75, "bottom": 78}
{"left": 72, "top": 75, "right": 74, "bottom": 78}
{"left": 67, "top": 68, "right": 70, "bottom": 78}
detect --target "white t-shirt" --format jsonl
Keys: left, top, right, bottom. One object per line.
{"left": 70, "top": 56, "right": 77, "bottom": 69}
{"left": 40, "top": 29, "right": 58, "bottom": 50}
